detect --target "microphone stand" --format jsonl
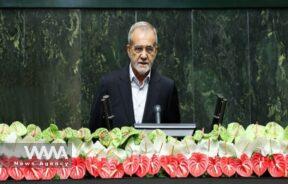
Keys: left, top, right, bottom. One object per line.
{"left": 211, "top": 95, "right": 227, "bottom": 130}
{"left": 101, "top": 95, "right": 114, "bottom": 130}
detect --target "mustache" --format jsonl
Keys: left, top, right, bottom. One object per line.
{"left": 137, "top": 61, "right": 149, "bottom": 65}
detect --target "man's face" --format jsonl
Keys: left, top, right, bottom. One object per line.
{"left": 127, "top": 28, "right": 157, "bottom": 77}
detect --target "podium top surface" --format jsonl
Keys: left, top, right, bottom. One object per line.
{"left": 134, "top": 123, "right": 196, "bottom": 129}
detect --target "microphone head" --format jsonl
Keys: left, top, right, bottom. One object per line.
{"left": 154, "top": 105, "right": 161, "bottom": 112}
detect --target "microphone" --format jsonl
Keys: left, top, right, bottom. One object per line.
{"left": 154, "top": 105, "right": 161, "bottom": 124}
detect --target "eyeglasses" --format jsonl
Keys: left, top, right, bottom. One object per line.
{"left": 131, "top": 45, "right": 157, "bottom": 54}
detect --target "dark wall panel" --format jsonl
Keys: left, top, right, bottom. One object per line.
{"left": 0, "top": 9, "right": 287, "bottom": 129}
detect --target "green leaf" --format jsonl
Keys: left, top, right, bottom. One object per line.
{"left": 41, "top": 124, "right": 61, "bottom": 142}
{"left": 34, "top": 133, "right": 43, "bottom": 141}
{"left": 92, "top": 128, "right": 107, "bottom": 139}
{"left": 10, "top": 121, "right": 27, "bottom": 137}
{"left": 193, "top": 130, "right": 204, "bottom": 142}
{"left": 148, "top": 129, "right": 166, "bottom": 143}
{"left": 284, "top": 126, "right": 288, "bottom": 141}
{"left": 0, "top": 123, "right": 11, "bottom": 134}
{"left": 63, "top": 127, "right": 79, "bottom": 139}
{"left": 120, "top": 126, "right": 139, "bottom": 145}
{"left": 157, "top": 168, "right": 168, "bottom": 178}
{"left": 206, "top": 124, "right": 220, "bottom": 141}
{"left": 52, "top": 138, "right": 66, "bottom": 144}
{"left": 226, "top": 122, "right": 245, "bottom": 143}
{"left": 265, "top": 122, "right": 284, "bottom": 140}
{"left": 167, "top": 136, "right": 179, "bottom": 144}
{"left": 50, "top": 124, "right": 59, "bottom": 134}
{"left": 219, "top": 126, "right": 234, "bottom": 143}
{"left": 78, "top": 127, "right": 91, "bottom": 142}
{"left": 26, "top": 124, "right": 41, "bottom": 137}
{"left": 0, "top": 124, "right": 11, "bottom": 142}
{"left": 133, "top": 131, "right": 145, "bottom": 145}
{"left": 97, "top": 128, "right": 111, "bottom": 147}
{"left": 125, "top": 137, "right": 141, "bottom": 154}
{"left": 21, "top": 134, "right": 36, "bottom": 143}
{"left": 245, "top": 124, "right": 266, "bottom": 140}
{"left": 109, "top": 128, "right": 123, "bottom": 148}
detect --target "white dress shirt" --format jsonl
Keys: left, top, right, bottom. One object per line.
{"left": 129, "top": 64, "right": 150, "bottom": 124}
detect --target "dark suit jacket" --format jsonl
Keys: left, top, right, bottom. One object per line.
{"left": 89, "top": 65, "right": 180, "bottom": 132}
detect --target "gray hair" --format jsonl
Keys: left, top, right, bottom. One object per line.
{"left": 128, "top": 21, "right": 158, "bottom": 44}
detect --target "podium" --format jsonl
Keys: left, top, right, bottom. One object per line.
{"left": 134, "top": 123, "right": 196, "bottom": 137}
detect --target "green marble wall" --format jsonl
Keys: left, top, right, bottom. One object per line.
{"left": 0, "top": 9, "right": 288, "bottom": 129}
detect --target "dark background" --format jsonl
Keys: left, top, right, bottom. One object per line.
{"left": 0, "top": 6, "right": 288, "bottom": 129}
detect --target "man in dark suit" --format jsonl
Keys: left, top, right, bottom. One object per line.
{"left": 89, "top": 21, "right": 180, "bottom": 132}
